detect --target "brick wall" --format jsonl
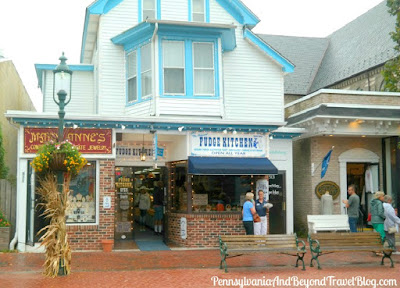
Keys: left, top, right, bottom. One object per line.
{"left": 293, "top": 137, "right": 383, "bottom": 233}
{"left": 67, "top": 160, "right": 115, "bottom": 251}
{"left": 166, "top": 212, "right": 269, "bottom": 247}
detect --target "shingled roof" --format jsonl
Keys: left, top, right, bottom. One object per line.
{"left": 258, "top": 1, "right": 397, "bottom": 96}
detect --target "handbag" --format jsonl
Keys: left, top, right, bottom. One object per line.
{"left": 388, "top": 226, "right": 397, "bottom": 234}
{"left": 253, "top": 213, "right": 261, "bottom": 223}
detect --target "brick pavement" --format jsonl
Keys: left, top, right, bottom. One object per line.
{"left": 0, "top": 250, "right": 399, "bottom": 288}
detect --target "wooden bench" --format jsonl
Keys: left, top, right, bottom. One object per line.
{"left": 307, "top": 214, "right": 350, "bottom": 234}
{"left": 218, "top": 234, "right": 306, "bottom": 272}
{"left": 308, "top": 232, "right": 394, "bottom": 269}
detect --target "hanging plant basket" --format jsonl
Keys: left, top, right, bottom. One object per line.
{"left": 49, "top": 153, "right": 68, "bottom": 172}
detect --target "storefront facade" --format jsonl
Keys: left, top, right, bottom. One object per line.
{"left": 7, "top": 112, "right": 302, "bottom": 251}
{"left": 5, "top": 0, "right": 306, "bottom": 251}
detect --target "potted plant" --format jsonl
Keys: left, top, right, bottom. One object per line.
{"left": 0, "top": 209, "right": 11, "bottom": 250}
{"left": 31, "top": 140, "right": 87, "bottom": 176}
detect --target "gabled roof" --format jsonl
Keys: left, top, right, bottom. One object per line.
{"left": 310, "top": 0, "right": 397, "bottom": 93}
{"left": 80, "top": 0, "right": 259, "bottom": 63}
{"left": 258, "top": 1, "right": 398, "bottom": 96}
{"left": 245, "top": 30, "right": 295, "bottom": 73}
{"left": 258, "top": 34, "right": 328, "bottom": 94}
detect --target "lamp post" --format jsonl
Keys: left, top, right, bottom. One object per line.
{"left": 52, "top": 53, "right": 72, "bottom": 276}
{"left": 53, "top": 52, "right": 72, "bottom": 142}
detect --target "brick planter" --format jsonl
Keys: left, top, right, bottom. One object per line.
{"left": 0, "top": 227, "right": 10, "bottom": 250}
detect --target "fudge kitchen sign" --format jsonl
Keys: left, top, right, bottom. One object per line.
{"left": 190, "top": 133, "right": 266, "bottom": 157}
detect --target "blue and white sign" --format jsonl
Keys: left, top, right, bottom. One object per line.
{"left": 190, "top": 133, "right": 266, "bottom": 157}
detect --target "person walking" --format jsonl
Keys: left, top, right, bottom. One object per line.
{"left": 254, "top": 190, "right": 269, "bottom": 235}
{"left": 138, "top": 186, "right": 151, "bottom": 232}
{"left": 370, "top": 191, "right": 386, "bottom": 242}
{"left": 383, "top": 195, "right": 400, "bottom": 253}
{"left": 153, "top": 181, "right": 164, "bottom": 235}
{"left": 342, "top": 184, "right": 360, "bottom": 232}
{"left": 242, "top": 192, "right": 257, "bottom": 235}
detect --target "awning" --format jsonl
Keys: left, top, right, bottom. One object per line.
{"left": 188, "top": 156, "right": 278, "bottom": 175}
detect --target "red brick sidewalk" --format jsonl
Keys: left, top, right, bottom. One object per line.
{"left": 0, "top": 250, "right": 399, "bottom": 288}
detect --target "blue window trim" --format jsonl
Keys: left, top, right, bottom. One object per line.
{"left": 125, "top": 44, "right": 153, "bottom": 107}
{"left": 138, "top": 0, "right": 161, "bottom": 23}
{"left": 159, "top": 35, "right": 219, "bottom": 99}
{"left": 188, "top": 0, "right": 210, "bottom": 23}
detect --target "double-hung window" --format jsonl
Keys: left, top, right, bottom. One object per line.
{"left": 193, "top": 42, "right": 214, "bottom": 95}
{"left": 192, "top": 0, "right": 205, "bottom": 22}
{"left": 127, "top": 51, "right": 137, "bottom": 102}
{"left": 141, "top": 44, "right": 152, "bottom": 98}
{"left": 163, "top": 41, "right": 185, "bottom": 94}
{"left": 143, "top": 0, "right": 156, "bottom": 20}
{"left": 126, "top": 43, "right": 152, "bottom": 103}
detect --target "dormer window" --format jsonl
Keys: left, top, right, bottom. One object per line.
{"left": 143, "top": 0, "right": 156, "bottom": 20}
{"left": 192, "top": 0, "right": 205, "bottom": 22}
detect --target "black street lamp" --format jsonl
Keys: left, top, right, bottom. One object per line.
{"left": 52, "top": 52, "right": 72, "bottom": 276}
{"left": 53, "top": 52, "right": 72, "bottom": 142}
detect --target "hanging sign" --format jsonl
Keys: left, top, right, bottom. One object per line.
{"left": 190, "top": 132, "right": 266, "bottom": 157}
{"left": 24, "top": 127, "right": 112, "bottom": 154}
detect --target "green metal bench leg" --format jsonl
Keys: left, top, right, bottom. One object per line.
{"left": 296, "top": 253, "right": 306, "bottom": 270}
{"left": 220, "top": 252, "right": 228, "bottom": 272}
{"left": 381, "top": 252, "right": 394, "bottom": 268}
{"left": 310, "top": 252, "right": 321, "bottom": 269}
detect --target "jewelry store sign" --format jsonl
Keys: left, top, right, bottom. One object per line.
{"left": 190, "top": 133, "right": 266, "bottom": 157}
{"left": 24, "top": 128, "right": 112, "bottom": 154}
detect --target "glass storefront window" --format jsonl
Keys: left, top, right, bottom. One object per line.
{"left": 66, "top": 161, "right": 96, "bottom": 224}
{"left": 169, "top": 161, "right": 188, "bottom": 212}
{"left": 168, "top": 160, "right": 271, "bottom": 213}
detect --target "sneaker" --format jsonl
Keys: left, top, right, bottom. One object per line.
{"left": 392, "top": 251, "right": 400, "bottom": 255}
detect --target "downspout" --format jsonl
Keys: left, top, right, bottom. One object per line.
{"left": 7, "top": 118, "right": 19, "bottom": 250}
{"left": 151, "top": 22, "right": 158, "bottom": 116}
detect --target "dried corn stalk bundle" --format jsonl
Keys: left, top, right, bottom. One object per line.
{"left": 36, "top": 174, "right": 71, "bottom": 277}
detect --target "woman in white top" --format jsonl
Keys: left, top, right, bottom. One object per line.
{"left": 383, "top": 195, "right": 400, "bottom": 254}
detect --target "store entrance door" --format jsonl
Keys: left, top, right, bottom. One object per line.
{"left": 268, "top": 172, "right": 286, "bottom": 234}
{"left": 114, "top": 166, "right": 169, "bottom": 250}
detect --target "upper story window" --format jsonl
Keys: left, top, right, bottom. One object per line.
{"left": 127, "top": 51, "right": 137, "bottom": 102}
{"left": 193, "top": 42, "right": 214, "bottom": 95}
{"left": 143, "top": 0, "right": 156, "bottom": 20}
{"left": 163, "top": 41, "right": 185, "bottom": 94}
{"left": 161, "top": 39, "right": 216, "bottom": 97}
{"left": 141, "top": 44, "right": 152, "bottom": 98}
{"left": 192, "top": 0, "right": 205, "bottom": 22}
{"left": 126, "top": 43, "right": 152, "bottom": 104}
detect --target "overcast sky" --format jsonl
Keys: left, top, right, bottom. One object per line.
{"left": 0, "top": 0, "right": 384, "bottom": 111}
